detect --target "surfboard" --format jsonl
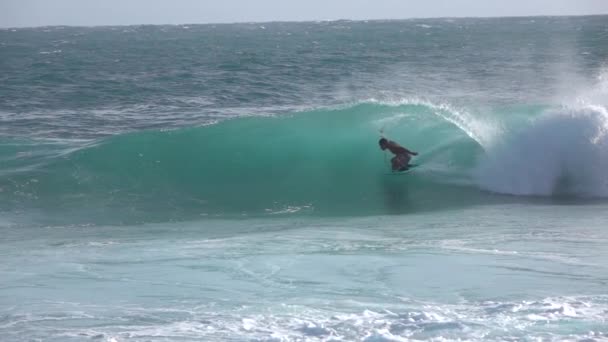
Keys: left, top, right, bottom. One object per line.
{"left": 386, "top": 164, "right": 419, "bottom": 175}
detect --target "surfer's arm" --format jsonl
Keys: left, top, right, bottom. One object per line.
{"left": 400, "top": 146, "right": 418, "bottom": 156}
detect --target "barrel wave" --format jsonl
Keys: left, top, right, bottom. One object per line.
{"left": 1, "top": 101, "right": 486, "bottom": 224}
{"left": 3, "top": 98, "right": 608, "bottom": 225}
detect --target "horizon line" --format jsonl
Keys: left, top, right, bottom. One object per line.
{"left": 2, "top": 13, "right": 607, "bottom": 30}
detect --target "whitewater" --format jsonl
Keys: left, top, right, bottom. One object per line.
{"left": 1, "top": 16, "right": 608, "bottom": 341}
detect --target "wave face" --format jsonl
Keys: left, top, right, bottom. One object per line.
{"left": 0, "top": 101, "right": 489, "bottom": 223}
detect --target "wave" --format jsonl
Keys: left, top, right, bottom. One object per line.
{"left": 476, "top": 71, "right": 608, "bottom": 197}
{"left": 476, "top": 104, "right": 608, "bottom": 197}
{"left": 2, "top": 98, "right": 608, "bottom": 224}
{"left": 0, "top": 101, "right": 487, "bottom": 223}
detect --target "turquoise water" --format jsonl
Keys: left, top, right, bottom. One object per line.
{"left": 1, "top": 16, "right": 608, "bottom": 341}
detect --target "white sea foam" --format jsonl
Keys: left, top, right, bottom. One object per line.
{"left": 476, "top": 104, "right": 608, "bottom": 197}
{"left": 4, "top": 296, "right": 603, "bottom": 341}
{"left": 475, "top": 67, "right": 608, "bottom": 197}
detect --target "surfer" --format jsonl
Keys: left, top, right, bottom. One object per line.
{"left": 379, "top": 138, "right": 418, "bottom": 171}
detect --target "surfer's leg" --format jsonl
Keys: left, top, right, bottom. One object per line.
{"left": 403, "top": 154, "right": 412, "bottom": 167}
{"left": 393, "top": 154, "right": 410, "bottom": 171}
{"left": 391, "top": 156, "right": 399, "bottom": 171}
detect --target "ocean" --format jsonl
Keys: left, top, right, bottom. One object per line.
{"left": 1, "top": 16, "right": 607, "bottom": 341}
